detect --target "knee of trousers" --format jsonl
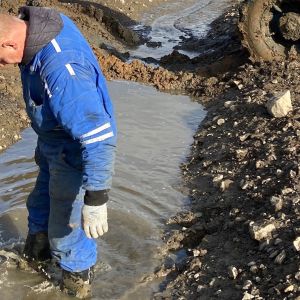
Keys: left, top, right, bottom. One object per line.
{"left": 48, "top": 227, "right": 97, "bottom": 272}
{"left": 49, "top": 226, "right": 80, "bottom": 252}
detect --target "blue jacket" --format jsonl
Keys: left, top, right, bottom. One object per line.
{"left": 19, "top": 9, "right": 117, "bottom": 192}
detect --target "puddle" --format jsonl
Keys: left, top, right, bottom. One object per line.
{"left": 130, "top": 0, "right": 234, "bottom": 59}
{"left": 0, "top": 81, "right": 205, "bottom": 299}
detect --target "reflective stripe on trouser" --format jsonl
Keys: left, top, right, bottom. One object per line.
{"left": 26, "top": 140, "right": 97, "bottom": 272}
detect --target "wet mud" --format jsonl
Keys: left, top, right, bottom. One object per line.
{"left": 0, "top": 0, "right": 300, "bottom": 299}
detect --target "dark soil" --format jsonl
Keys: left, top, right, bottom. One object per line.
{"left": 0, "top": 1, "right": 300, "bottom": 300}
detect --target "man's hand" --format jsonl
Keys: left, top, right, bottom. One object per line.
{"left": 82, "top": 203, "right": 108, "bottom": 239}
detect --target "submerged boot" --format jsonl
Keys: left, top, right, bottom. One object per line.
{"left": 21, "top": 232, "right": 51, "bottom": 269}
{"left": 61, "top": 267, "right": 94, "bottom": 299}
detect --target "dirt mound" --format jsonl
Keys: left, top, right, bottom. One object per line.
{"left": 153, "top": 60, "right": 300, "bottom": 300}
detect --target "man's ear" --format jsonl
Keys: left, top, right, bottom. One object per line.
{"left": 2, "top": 40, "right": 17, "bottom": 49}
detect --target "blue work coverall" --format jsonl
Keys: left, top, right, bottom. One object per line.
{"left": 19, "top": 6, "right": 117, "bottom": 272}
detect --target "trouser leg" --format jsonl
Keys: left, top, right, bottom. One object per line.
{"left": 26, "top": 145, "right": 50, "bottom": 234}
{"left": 24, "top": 145, "right": 51, "bottom": 261}
{"left": 48, "top": 147, "right": 97, "bottom": 272}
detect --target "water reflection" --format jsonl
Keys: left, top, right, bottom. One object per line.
{"left": 0, "top": 81, "right": 205, "bottom": 299}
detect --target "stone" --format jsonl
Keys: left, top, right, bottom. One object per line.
{"left": 228, "top": 266, "right": 238, "bottom": 279}
{"left": 243, "top": 280, "right": 252, "bottom": 290}
{"left": 284, "top": 285, "right": 294, "bottom": 293}
{"left": 274, "top": 238, "right": 283, "bottom": 245}
{"left": 259, "top": 240, "right": 271, "bottom": 251}
{"left": 242, "top": 292, "right": 254, "bottom": 300}
{"left": 217, "top": 118, "right": 225, "bottom": 126}
{"left": 250, "top": 265, "right": 258, "bottom": 273}
{"left": 293, "top": 237, "right": 300, "bottom": 251}
{"left": 236, "top": 149, "right": 248, "bottom": 160}
{"left": 240, "top": 133, "right": 250, "bottom": 142}
{"left": 212, "top": 174, "right": 223, "bottom": 187}
{"left": 270, "top": 196, "right": 283, "bottom": 211}
{"left": 249, "top": 221, "right": 276, "bottom": 241}
{"left": 266, "top": 90, "right": 293, "bottom": 118}
{"left": 220, "top": 179, "right": 234, "bottom": 192}
{"left": 274, "top": 250, "right": 286, "bottom": 264}
{"left": 281, "top": 188, "right": 293, "bottom": 195}
{"left": 224, "top": 101, "right": 234, "bottom": 108}
{"left": 269, "top": 250, "right": 279, "bottom": 258}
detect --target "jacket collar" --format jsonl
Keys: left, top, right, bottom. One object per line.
{"left": 19, "top": 6, "right": 63, "bottom": 65}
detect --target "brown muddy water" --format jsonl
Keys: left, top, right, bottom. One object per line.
{"left": 130, "top": 0, "right": 235, "bottom": 59}
{"left": 0, "top": 81, "right": 205, "bottom": 299}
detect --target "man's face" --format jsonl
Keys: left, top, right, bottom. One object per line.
{"left": 0, "top": 40, "right": 21, "bottom": 66}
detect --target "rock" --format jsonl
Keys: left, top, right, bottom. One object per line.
{"left": 240, "top": 179, "right": 254, "bottom": 190}
{"left": 239, "top": 133, "right": 250, "bottom": 142}
{"left": 281, "top": 188, "right": 293, "bottom": 195}
{"left": 284, "top": 285, "right": 294, "bottom": 293}
{"left": 249, "top": 265, "right": 258, "bottom": 273}
{"left": 266, "top": 90, "right": 293, "bottom": 118}
{"left": 228, "top": 266, "right": 238, "bottom": 279}
{"left": 255, "top": 160, "right": 265, "bottom": 169}
{"left": 242, "top": 292, "right": 254, "bottom": 300}
{"left": 217, "top": 118, "right": 225, "bottom": 126}
{"left": 197, "top": 285, "right": 205, "bottom": 292}
{"left": 249, "top": 221, "right": 276, "bottom": 241}
{"left": 274, "top": 250, "right": 286, "bottom": 264}
{"left": 270, "top": 196, "right": 283, "bottom": 211}
{"left": 243, "top": 280, "right": 252, "bottom": 290}
{"left": 224, "top": 101, "right": 234, "bottom": 108}
{"left": 259, "top": 240, "right": 270, "bottom": 251}
{"left": 293, "top": 237, "right": 300, "bottom": 251}
{"left": 146, "top": 41, "right": 162, "bottom": 48}
{"left": 213, "top": 174, "right": 224, "bottom": 187}
{"left": 269, "top": 250, "right": 279, "bottom": 258}
{"left": 190, "top": 258, "right": 202, "bottom": 271}
{"left": 220, "top": 179, "right": 233, "bottom": 192}
{"left": 236, "top": 149, "right": 248, "bottom": 160}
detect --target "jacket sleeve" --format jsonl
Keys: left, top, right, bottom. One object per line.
{"left": 44, "top": 62, "right": 117, "bottom": 192}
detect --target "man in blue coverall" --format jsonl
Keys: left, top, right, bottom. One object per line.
{"left": 0, "top": 6, "right": 116, "bottom": 298}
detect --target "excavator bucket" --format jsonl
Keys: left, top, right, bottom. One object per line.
{"left": 239, "top": 0, "right": 300, "bottom": 61}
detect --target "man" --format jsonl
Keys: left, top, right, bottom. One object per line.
{"left": 0, "top": 6, "right": 116, "bottom": 298}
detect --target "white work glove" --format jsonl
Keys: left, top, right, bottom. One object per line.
{"left": 82, "top": 203, "right": 108, "bottom": 239}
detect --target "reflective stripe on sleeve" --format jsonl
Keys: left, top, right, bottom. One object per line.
{"left": 51, "top": 39, "right": 62, "bottom": 53}
{"left": 65, "top": 64, "right": 76, "bottom": 76}
{"left": 82, "top": 132, "right": 114, "bottom": 145}
{"left": 44, "top": 81, "right": 52, "bottom": 98}
{"left": 80, "top": 123, "right": 111, "bottom": 139}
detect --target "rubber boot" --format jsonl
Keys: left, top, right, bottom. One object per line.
{"left": 23, "top": 232, "right": 51, "bottom": 262}
{"left": 19, "top": 232, "right": 52, "bottom": 273}
{"left": 61, "top": 267, "right": 94, "bottom": 299}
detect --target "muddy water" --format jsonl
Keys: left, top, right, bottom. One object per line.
{"left": 131, "top": 0, "right": 235, "bottom": 59}
{"left": 0, "top": 81, "right": 205, "bottom": 299}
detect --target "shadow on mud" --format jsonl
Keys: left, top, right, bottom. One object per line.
{"left": 58, "top": 0, "right": 151, "bottom": 45}
{"left": 159, "top": 7, "right": 249, "bottom": 75}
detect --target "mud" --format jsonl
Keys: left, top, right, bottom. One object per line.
{"left": 0, "top": 0, "right": 300, "bottom": 299}
{"left": 154, "top": 58, "right": 300, "bottom": 300}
